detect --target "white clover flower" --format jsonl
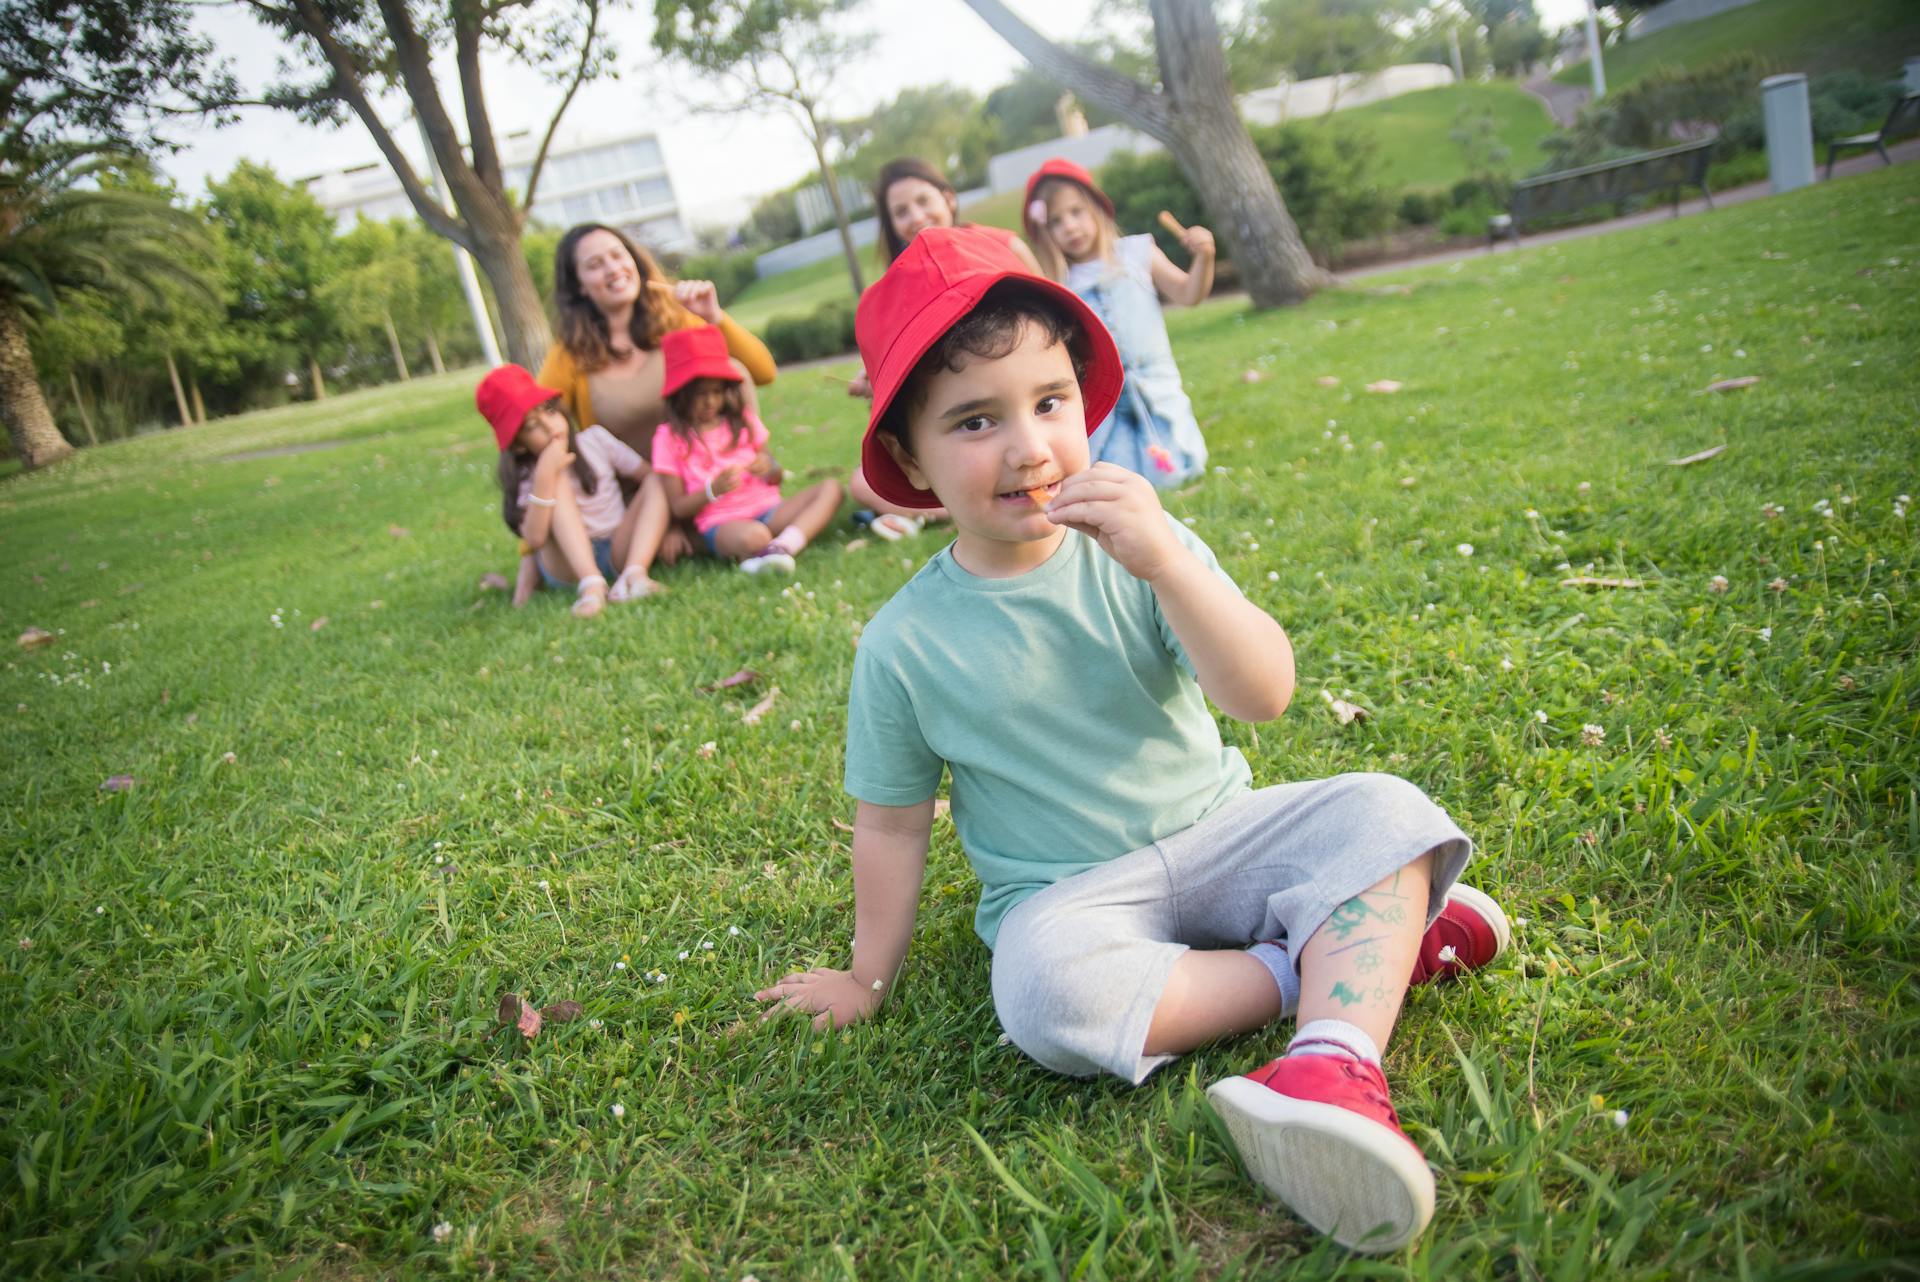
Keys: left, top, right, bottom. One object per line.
{"left": 95, "top": 906, "right": 105, "bottom": 915}
{"left": 1708, "top": 575, "right": 1729, "bottom": 593}
{"left": 614, "top": 961, "right": 627, "bottom": 971}
{"left": 537, "top": 880, "right": 549, "bottom": 891}
{"left": 1524, "top": 508, "right": 1540, "bottom": 519}
{"left": 701, "top": 941, "right": 713, "bottom": 950}
{"left": 1437, "top": 945, "right": 1457, "bottom": 963}
{"left": 1456, "top": 543, "right": 1474, "bottom": 557}
{"left": 1514, "top": 917, "right": 1528, "bottom": 928}
{"left": 654, "top": 973, "right": 667, "bottom": 983}
{"left": 431, "top": 1222, "right": 453, "bottom": 1243}
{"left": 588, "top": 1018, "right": 603, "bottom": 1030}
{"left": 1500, "top": 658, "right": 1515, "bottom": 672}
{"left": 1267, "top": 571, "right": 1279, "bottom": 582}
{"left": 1758, "top": 626, "right": 1772, "bottom": 641}
{"left": 678, "top": 950, "right": 689, "bottom": 960}
{"left": 1612, "top": 1109, "right": 1629, "bottom": 1128}
{"left": 18, "top": 938, "right": 31, "bottom": 950}
{"left": 1582, "top": 724, "right": 1605, "bottom": 746}
{"left": 611, "top": 1103, "right": 625, "bottom": 1120}
{"left": 1534, "top": 710, "right": 1549, "bottom": 724}
{"left": 728, "top": 925, "right": 742, "bottom": 936}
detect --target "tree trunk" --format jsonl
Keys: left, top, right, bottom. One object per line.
{"left": 189, "top": 374, "right": 208, "bottom": 425}
{"left": 804, "top": 111, "right": 865, "bottom": 296}
{"left": 308, "top": 355, "right": 327, "bottom": 401}
{"left": 67, "top": 370, "right": 99, "bottom": 447}
{"left": 961, "top": 0, "right": 1330, "bottom": 307}
{"left": 0, "top": 304, "right": 75, "bottom": 469}
{"left": 165, "top": 351, "right": 192, "bottom": 427}
{"left": 383, "top": 309, "right": 411, "bottom": 381}
{"left": 425, "top": 324, "right": 446, "bottom": 375}
{"left": 465, "top": 209, "right": 551, "bottom": 369}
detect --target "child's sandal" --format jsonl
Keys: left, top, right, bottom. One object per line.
{"left": 571, "top": 574, "right": 609, "bottom": 619}
{"left": 608, "top": 567, "right": 661, "bottom": 603}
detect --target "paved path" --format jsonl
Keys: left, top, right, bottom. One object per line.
{"left": 1524, "top": 73, "right": 1591, "bottom": 127}
{"left": 1339, "top": 137, "right": 1920, "bottom": 283}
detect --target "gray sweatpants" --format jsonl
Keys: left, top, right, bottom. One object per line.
{"left": 989, "top": 772, "right": 1473, "bottom": 1084}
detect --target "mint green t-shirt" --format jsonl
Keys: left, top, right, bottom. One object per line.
{"left": 845, "top": 516, "right": 1254, "bottom": 947}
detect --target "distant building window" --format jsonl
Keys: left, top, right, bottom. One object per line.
{"left": 597, "top": 182, "right": 636, "bottom": 215}
{"left": 632, "top": 177, "right": 673, "bottom": 209}
{"left": 563, "top": 193, "right": 598, "bottom": 223}
{"left": 622, "top": 138, "right": 662, "bottom": 172}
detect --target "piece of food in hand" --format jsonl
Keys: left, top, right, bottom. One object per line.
{"left": 1157, "top": 210, "right": 1188, "bottom": 238}
{"left": 1027, "top": 485, "right": 1052, "bottom": 507}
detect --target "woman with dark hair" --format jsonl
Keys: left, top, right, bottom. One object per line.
{"left": 846, "top": 160, "right": 1041, "bottom": 528}
{"left": 505, "top": 223, "right": 779, "bottom": 602}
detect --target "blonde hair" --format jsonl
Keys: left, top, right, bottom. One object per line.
{"left": 1026, "top": 176, "right": 1119, "bottom": 283}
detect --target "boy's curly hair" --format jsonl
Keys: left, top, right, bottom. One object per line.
{"left": 876, "top": 281, "right": 1091, "bottom": 453}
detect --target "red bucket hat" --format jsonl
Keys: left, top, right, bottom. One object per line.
{"left": 856, "top": 225, "right": 1123, "bottom": 510}
{"left": 1021, "top": 157, "right": 1117, "bottom": 237}
{"left": 661, "top": 325, "right": 742, "bottom": 398}
{"left": 476, "top": 364, "right": 561, "bottom": 451}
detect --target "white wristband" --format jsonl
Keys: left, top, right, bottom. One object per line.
{"left": 525, "top": 493, "right": 557, "bottom": 508}
{"left": 704, "top": 480, "right": 716, "bottom": 503}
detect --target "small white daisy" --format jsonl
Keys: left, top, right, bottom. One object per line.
{"left": 432, "top": 1222, "right": 453, "bottom": 1243}
{"left": 611, "top": 1103, "right": 625, "bottom": 1119}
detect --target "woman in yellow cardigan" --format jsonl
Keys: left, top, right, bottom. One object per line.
{"left": 511, "top": 222, "right": 778, "bottom": 605}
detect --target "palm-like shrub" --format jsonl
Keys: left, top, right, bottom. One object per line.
{"left": 0, "top": 143, "right": 211, "bottom": 468}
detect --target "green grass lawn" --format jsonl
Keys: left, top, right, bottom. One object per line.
{"left": 1319, "top": 83, "right": 1558, "bottom": 191}
{"left": 1557, "top": 0, "right": 1920, "bottom": 90}
{"left": 5, "top": 166, "right": 1918, "bottom": 1279}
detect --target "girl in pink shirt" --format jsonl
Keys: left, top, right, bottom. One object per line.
{"left": 651, "top": 327, "right": 842, "bottom": 576}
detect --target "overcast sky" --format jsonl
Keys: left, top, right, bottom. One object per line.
{"left": 157, "top": 0, "right": 1594, "bottom": 230}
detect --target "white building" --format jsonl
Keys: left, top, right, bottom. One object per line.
{"left": 300, "top": 127, "right": 693, "bottom": 253}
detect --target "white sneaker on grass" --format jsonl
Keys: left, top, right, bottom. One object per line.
{"left": 739, "top": 551, "right": 795, "bottom": 575}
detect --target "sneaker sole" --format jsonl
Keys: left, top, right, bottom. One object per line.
{"left": 1207, "top": 1076, "right": 1435, "bottom": 1253}
{"left": 1444, "top": 883, "right": 1511, "bottom": 958}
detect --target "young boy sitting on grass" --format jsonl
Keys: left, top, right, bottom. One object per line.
{"left": 755, "top": 227, "right": 1511, "bottom": 1253}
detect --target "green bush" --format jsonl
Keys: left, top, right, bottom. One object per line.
{"left": 1100, "top": 122, "right": 1394, "bottom": 266}
{"left": 763, "top": 299, "right": 857, "bottom": 364}
{"left": 1398, "top": 190, "right": 1446, "bottom": 226}
{"left": 677, "top": 250, "right": 759, "bottom": 306}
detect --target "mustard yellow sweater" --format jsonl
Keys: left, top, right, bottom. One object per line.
{"left": 534, "top": 306, "right": 775, "bottom": 430}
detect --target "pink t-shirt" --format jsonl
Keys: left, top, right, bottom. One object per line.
{"left": 650, "top": 413, "right": 782, "bottom": 534}
{"left": 516, "top": 425, "right": 645, "bottom": 540}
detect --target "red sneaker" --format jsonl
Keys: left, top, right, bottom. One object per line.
{"left": 1409, "top": 883, "right": 1510, "bottom": 986}
{"left": 1208, "top": 1054, "right": 1434, "bottom": 1253}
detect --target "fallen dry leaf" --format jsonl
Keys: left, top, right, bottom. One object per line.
{"left": 1560, "top": 576, "right": 1644, "bottom": 589}
{"left": 1241, "top": 368, "right": 1269, "bottom": 384}
{"left": 477, "top": 572, "right": 512, "bottom": 592}
{"left": 1667, "top": 445, "right": 1727, "bottom": 467}
{"left": 1315, "top": 375, "right": 1340, "bottom": 387}
{"left": 741, "top": 686, "right": 781, "bottom": 726}
{"left": 387, "top": 524, "right": 411, "bottom": 539}
{"left": 1320, "top": 690, "right": 1370, "bottom": 725}
{"left": 844, "top": 538, "right": 869, "bottom": 552}
{"left": 78, "top": 599, "right": 99, "bottom": 610}
{"left": 1703, "top": 376, "right": 1760, "bottom": 394}
{"left": 100, "top": 774, "right": 136, "bottom": 792}
{"left": 933, "top": 798, "right": 951, "bottom": 821}
{"left": 699, "top": 668, "right": 760, "bottom": 694}
{"left": 541, "top": 1000, "right": 584, "bottom": 1024}
{"left": 832, "top": 817, "right": 854, "bottom": 833}
{"left": 1365, "top": 379, "right": 1403, "bottom": 394}
{"left": 497, "top": 992, "right": 543, "bottom": 1039}
{"left": 309, "top": 616, "right": 329, "bottom": 632}
{"left": 18, "top": 627, "right": 54, "bottom": 649}
{"left": 696, "top": 741, "right": 717, "bottom": 759}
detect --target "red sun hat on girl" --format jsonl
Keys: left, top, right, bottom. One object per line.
{"left": 661, "top": 325, "right": 743, "bottom": 398}
{"left": 476, "top": 364, "right": 562, "bottom": 451}
{"left": 1021, "top": 156, "right": 1117, "bottom": 234}
{"left": 855, "top": 224, "right": 1123, "bottom": 510}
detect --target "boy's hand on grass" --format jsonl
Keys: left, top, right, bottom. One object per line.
{"left": 754, "top": 967, "right": 881, "bottom": 1031}
{"left": 1046, "top": 462, "right": 1182, "bottom": 582}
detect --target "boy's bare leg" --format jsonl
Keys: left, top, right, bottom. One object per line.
{"left": 1143, "top": 952, "right": 1286, "bottom": 1057}
{"left": 1293, "top": 854, "right": 1431, "bottom": 1052}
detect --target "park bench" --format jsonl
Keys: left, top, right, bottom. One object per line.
{"left": 1825, "top": 92, "right": 1920, "bottom": 178}
{"left": 1493, "top": 137, "right": 1716, "bottom": 243}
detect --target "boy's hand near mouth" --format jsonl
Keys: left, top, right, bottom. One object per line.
{"left": 1042, "top": 462, "right": 1184, "bottom": 583}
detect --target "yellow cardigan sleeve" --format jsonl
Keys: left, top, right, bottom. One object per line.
{"left": 534, "top": 343, "right": 594, "bottom": 429}
{"left": 716, "top": 313, "right": 776, "bottom": 386}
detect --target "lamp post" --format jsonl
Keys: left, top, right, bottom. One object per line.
{"left": 1583, "top": 0, "right": 1608, "bottom": 100}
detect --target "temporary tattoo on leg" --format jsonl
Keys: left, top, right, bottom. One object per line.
{"left": 1326, "top": 898, "right": 1372, "bottom": 940}
{"left": 1324, "top": 933, "right": 1386, "bottom": 958}
{"left": 1330, "top": 980, "right": 1366, "bottom": 1007}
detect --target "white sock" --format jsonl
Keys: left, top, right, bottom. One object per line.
{"left": 1246, "top": 942, "right": 1299, "bottom": 1017}
{"left": 1287, "top": 1018, "right": 1381, "bottom": 1065}
{"left": 768, "top": 525, "right": 807, "bottom": 557}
